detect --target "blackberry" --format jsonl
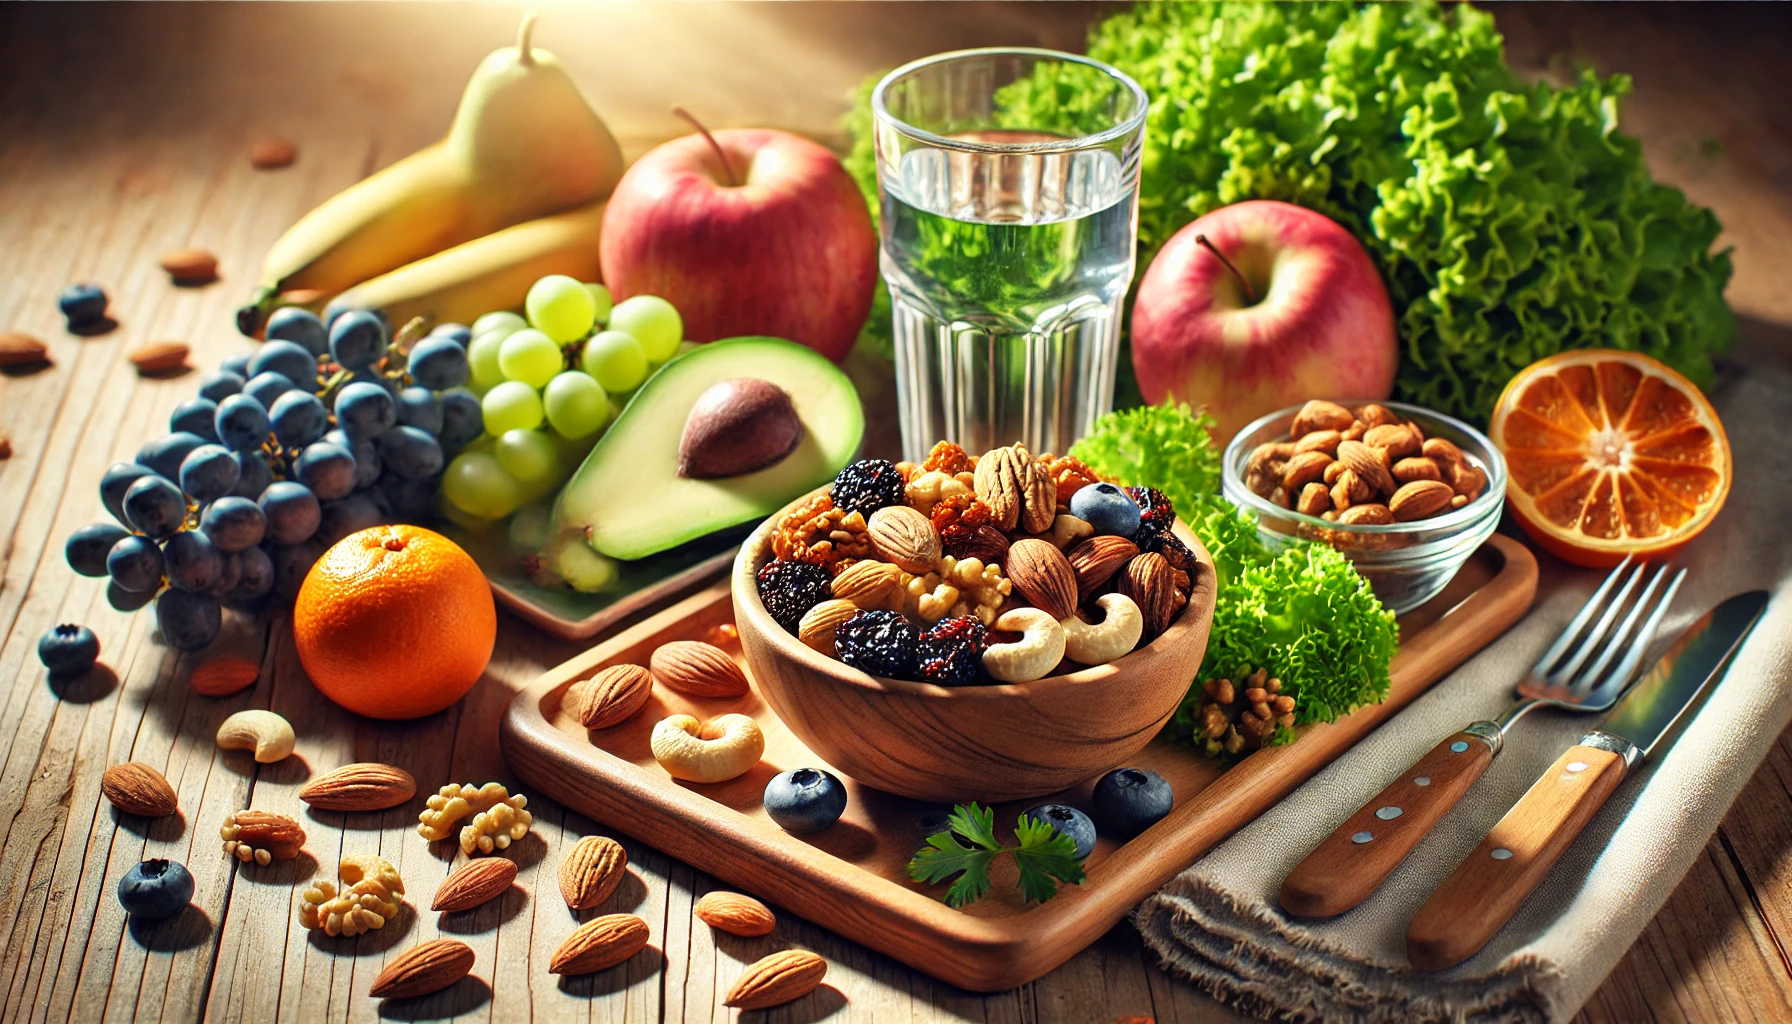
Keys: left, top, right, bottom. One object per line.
{"left": 830, "top": 459, "right": 905, "bottom": 518}
{"left": 917, "top": 616, "right": 990, "bottom": 686}
{"left": 834, "top": 609, "right": 919, "bottom": 679}
{"left": 1127, "top": 486, "right": 1177, "bottom": 542}
{"left": 756, "top": 559, "right": 832, "bottom": 634}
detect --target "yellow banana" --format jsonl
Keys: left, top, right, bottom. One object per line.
{"left": 236, "top": 14, "right": 622, "bottom": 335}
{"left": 323, "top": 201, "right": 607, "bottom": 330}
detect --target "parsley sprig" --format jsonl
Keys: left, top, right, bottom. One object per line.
{"left": 906, "top": 803, "right": 1087, "bottom": 908}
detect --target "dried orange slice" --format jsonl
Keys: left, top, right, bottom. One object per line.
{"left": 1489, "top": 350, "right": 1729, "bottom": 567}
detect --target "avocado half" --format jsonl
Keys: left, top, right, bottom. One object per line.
{"left": 552, "top": 336, "right": 863, "bottom": 561}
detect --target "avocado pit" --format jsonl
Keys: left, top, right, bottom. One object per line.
{"left": 677, "top": 378, "right": 803, "bottom": 479}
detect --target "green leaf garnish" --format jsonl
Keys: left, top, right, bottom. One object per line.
{"left": 907, "top": 803, "right": 1088, "bottom": 908}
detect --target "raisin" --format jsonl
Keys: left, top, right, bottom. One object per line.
{"left": 833, "top": 609, "right": 919, "bottom": 680}
{"left": 755, "top": 559, "right": 833, "bottom": 634}
{"left": 930, "top": 494, "right": 992, "bottom": 551}
{"left": 830, "top": 459, "right": 905, "bottom": 518}
{"left": 917, "top": 616, "right": 990, "bottom": 686}
{"left": 1127, "top": 486, "right": 1177, "bottom": 542}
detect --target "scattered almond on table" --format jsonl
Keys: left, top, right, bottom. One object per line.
{"left": 567, "top": 664, "right": 653, "bottom": 730}
{"left": 549, "top": 913, "right": 651, "bottom": 975}
{"left": 558, "top": 834, "right": 627, "bottom": 910}
{"left": 298, "top": 762, "right": 417, "bottom": 811}
{"left": 369, "top": 938, "right": 476, "bottom": 999}
{"left": 695, "top": 891, "right": 776, "bottom": 937}
{"left": 431, "top": 857, "right": 516, "bottom": 912}
{"left": 127, "top": 341, "right": 189, "bottom": 376}
{"left": 0, "top": 330, "right": 49, "bottom": 369}
{"left": 100, "top": 762, "right": 179, "bottom": 818}
{"left": 188, "top": 656, "right": 258, "bottom": 696}
{"left": 726, "top": 949, "right": 828, "bottom": 1009}
{"left": 158, "top": 248, "right": 218, "bottom": 285}
{"left": 249, "top": 136, "right": 297, "bottom": 169}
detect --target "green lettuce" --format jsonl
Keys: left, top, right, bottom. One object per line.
{"left": 845, "top": 1, "right": 1732, "bottom": 423}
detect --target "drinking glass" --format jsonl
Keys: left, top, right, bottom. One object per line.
{"left": 872, "top": 47, "right": 1147, "bottom": 462}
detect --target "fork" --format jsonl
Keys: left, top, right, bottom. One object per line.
{"left": 1279, "top": 556, "right": 1688, "bottom": 918}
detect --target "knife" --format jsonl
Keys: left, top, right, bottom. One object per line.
{"left": 1405, "top": 589, "right": 1770, "bottom": 971}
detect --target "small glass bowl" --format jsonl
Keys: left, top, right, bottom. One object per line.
{"left": 1221, "top": 401, "right": 1507, "bottom": 615}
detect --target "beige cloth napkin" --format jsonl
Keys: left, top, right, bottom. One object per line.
{"left": 1134, "top": 331, "right": 1792, "bottom": 1022}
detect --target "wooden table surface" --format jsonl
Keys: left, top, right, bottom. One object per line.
{"left": 2, "top": 4, "right": 1788, "bottom": 1022}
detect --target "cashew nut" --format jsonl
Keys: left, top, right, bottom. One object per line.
{"left": 981, "top": 608, "right": 1066, "bottom": 683}
{"left": 651, "top": 714, "right": 764, "bottom": 784}
{"left": 216, "top": 709, "right": 295, "bottom": 763}
{"left": 1062, "top": 593, "right": 1145, "bottom": 666}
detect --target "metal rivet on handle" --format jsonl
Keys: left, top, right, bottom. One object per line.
{"left": 1567, "top": 761, "right": 1588, "bottom": 773}
{"left": 1413, "top": 776, "right": 1432, "bottom": 787}
{"left": 1450, "top": 741, "right": 1470, "bottom": 753}
{"left": 1352, "top": 831, "right": 1374, "bottom": 844}
{"left": 1491, "top": 848, "right": 1514, "bottom": 860}
{"left": 1375, "top": 806, "right": 1403, "bottom": 820}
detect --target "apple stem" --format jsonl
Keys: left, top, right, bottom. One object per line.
{"left": 517, "top": 11, "right": 537, "bottom": 65}
{"left": 1195, "top": 234, "right": 1257, "bottom": 304}
{"left": 672, "top": 106, "right": 739, "bottom": 187}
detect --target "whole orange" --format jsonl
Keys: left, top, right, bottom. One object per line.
{"left": 294, "top": 525, "right": 496, "bottom": 720}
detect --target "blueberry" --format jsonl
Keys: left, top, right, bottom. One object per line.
{"left": 378, "top": 425, "right": 443, "bottom": 480}
{"left": 179, "top": 444, "right": 242, "bottom": 503}
{"left": 169, "top": 398, "right": 221, "bottom": 442}
{"left": 407, "top": 337, "right": 469, "bottom": 390}
{"left": 220, "top": 353, "right": 252, "bottom": 378}
{"left": 243, "top": 370, "right": 298, "bottom": 409}
{"left": 428, "top": 323, "right": 472, "bottom": 347}
{"left": 265, "top": 307, "right": 328, "bottom": 356}
{"left": 214, "top": 394, "right": 271, "bottom": 452}
{"left": 199, "top": 496, "right": 266, "bottom": 552}
{"left": 67, "top": 523, "right": 130, "bottom": 577}
{"left": 123, "top": 475, "right": 188, "bottom": 539}
{"left": 259, "top": 481, "right": 321, "bottom": 545}
{"left": 763, "top": 768, "right": 848, "bottom": 834}
{"left": 249, "top": 341, "right": 318, "bottom": 392}
{"left": 294, "top": 442, "right": 356, "bottom": 500}
{"left": 117, "top": 859, "right": 194, "bottom": 921}
{"left": 100, "top": 463, "right": 158, "bottom": 525}
{"left": 162, "top": 529, "right": 222, "bottom": 593}
{"left": 106, "top": 535, "right": 165, "bottom": 592}
{"left": 395, "top": 386, "right": 443, "bottom": 435}
{"left": 136, "top": 432, "right": 208, "bottom": 482}
{"left": 1020, "top": 803, "right": 1097, "bottom": 859}
{"left": 335, "top": 381, "right": 396, "bottom": 439}
{"left": 38, "top": 623, "right": 100, "bottom": 675}
{"left": 230, "top": 451, "right": 273, "bottom": 500}
{"left": 1069, "top": 483, "right": 1142, "bottom": 539}
{"left": 1090, "top": 767, "right": 1173, "bottom": 839}
{"left": 329, "top": 310, "right": 389, "bottom": 370}
{"left": 58, "top": 282, "right": 108, "bottom": 329}
{"left": 155, "top": 588, "right": 221, "bottom": 651}
{"left": 438, "top": 389, "right": 484, "bottom": 454}
{"left": 268, "top": 390, "right": 328, "bottom": 447}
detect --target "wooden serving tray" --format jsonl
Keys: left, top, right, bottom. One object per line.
{"left": 500, "top": 534, "right": 1537, "bottom": 991}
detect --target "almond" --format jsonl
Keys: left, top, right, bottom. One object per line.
{"left": 830, "top": 559, "right": 902, "bottom": 609}
{"left": 1279, "top": 450, "right": 1333, "bottom": 493}
{"left": 1335, "top": 440, "right": 1394, "bottom": 496}
{"left": 1392, "top": 456, "right": 1443, "bottom": 484}
{"left": 549, "top": 913, "right": 650, "bottom": 975}
{"left": 558, "top": 835, "right": 627, "bottom": 910}
{"left": 249, "top": 136, "right": 297, "bottom": 169}
{"left": 567, "top": 664, "right": 652, "bottom": 730}
{"left": 1005, "top": 538, "right": 1077, "bottom": 620}
{"left": 128, "top": 341, "right": 189, "bottom": 375}
{"left": 1448, "top": 461, "right": 1488, "bottom": 501}
{"left": 1289, "top": 400, "right": 1354, "bottom": 437}
{"left": 101, "top": 762, "right": 178, "bottom": 818}
{"left": 1296, "top": 482, "right": 1331, "bottom": 517}
{"left": 299, "top": 763, "right": 417, "bottom": 812}
{"left": 954, "top": 524, "right": 1011, "bottom": 564}
{"left": 1388, "top": 479, "right": 1455, "bottom": 521}
{"left": 725, "top": 949, "right": 828, "bottom": 1009}
{"left": 694, "top": 891, "right": 776, "bottom": 937}
{"left": 369, "top": 938, "right": 475, "bottom": 999}
{"left": 0, "top": 331, "right": 49, "bottom": 368}
{"left": 1421, "top": 436, "right": 1466, "bottom": 466}
{"left": 865, "top": 505, "right": 940, "bottom": 573}
{"left": 649, "top": 641, "right": 748, "bottom": 698}
{"left": 159, "top": 248, "right": 218, "bottom": 285}
{"left": 189, "top": 656, "right": 258, "bottom": 696}
{"left": 1293, "top": 429, "right": 1342, "bottom": 456}
{"left": 1064, "top": 536, "right": 1138, "bottom": 603}
{"left": 0, "top": 437, "right": 10, "bottom": 460}
{"left": 796, "top": 599, "right": 859, "bottom": 655}
{"left": 431, "top": 856, "right": 517, "bottom": 912}
{"left": 1338, "top": 503, "right": 1394, "bottom": 526}
{"left": 1354, "top": 403, "right": 1399, "bottom": 427}
{"left": 1120, "top": 552, "right": 1179, "bottom": 636}
{"left": 1363, "top": 422, "right": 1422, "bottom": 459}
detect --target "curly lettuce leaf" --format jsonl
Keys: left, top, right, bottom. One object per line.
{"left": 1069, "top": 403, "right": 1222, "bottom": 512}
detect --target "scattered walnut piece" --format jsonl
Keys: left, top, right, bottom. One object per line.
{"left": 418, "top": 782, "right": 518, "bottom": 843}
{"left": 299, "top": 854, "right": 405, "bottom": 937}
{"left": 1196, "top": 667, "right": 1295, "bottom": 757}
{"left": 1037, "top": 453, "right": 1104, "bottom": 504}
{"left": 462, "top": 797, "right": 532, "bottom": 856}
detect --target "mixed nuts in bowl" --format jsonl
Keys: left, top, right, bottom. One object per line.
{"left": 732, "top": 442, "right": 1216, "bottom": 803}
{"left": 1222, "top": 400, "right": 1507, "bottom": 614}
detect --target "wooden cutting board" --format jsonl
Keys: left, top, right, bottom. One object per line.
{"left": 500, "top": 534, "right": 1537, "bottom": 991}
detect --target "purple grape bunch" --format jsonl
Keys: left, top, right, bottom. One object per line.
{"left": 62, "top": 309, "right": 483, "bottom": 651}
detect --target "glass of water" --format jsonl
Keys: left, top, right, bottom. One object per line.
{"left": 872, "top": 48, "right": 1147, "bottom": 462}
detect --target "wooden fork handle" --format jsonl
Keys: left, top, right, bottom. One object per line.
{"left": 1406, "top": 742, "right": 1629, "bottom": 970}
{"left": 1279, "top": 726, "right": 1498, "bottom": 918}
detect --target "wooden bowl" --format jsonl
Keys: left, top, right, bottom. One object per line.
{"left": 732, "top": 489, "right": 1218, "bottom": 802}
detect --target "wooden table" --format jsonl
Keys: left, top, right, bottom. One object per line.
{"left": 1, "top": 4, "right": 1787, "bottom": 1021}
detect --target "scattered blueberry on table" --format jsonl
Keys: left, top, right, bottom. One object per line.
{"left": 38, "top": 623, "right": 100, "bottom": 676}
{"left": 764, "top": 768, "right": 848, "bottom": 834}
{"left": 57, "top": 282, "right": 108, "bottom": 330}
{"left": 1091, "top": 767, "right": 1173, "bottom": 839}
{"left": 1021, "top": 803, "right": 1097, "bottom": 859}
{"left": 116, "top": 859, "right": 194, "bottom": 921}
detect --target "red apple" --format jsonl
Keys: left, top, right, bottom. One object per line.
{"left": 1130, "top": 200, "right": 1398, "bottom": 443}
{"left": 600, "top": 127, "right": 877, "bottom": 363}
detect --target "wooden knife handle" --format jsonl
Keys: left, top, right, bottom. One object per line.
{"left": 1279, "top": 727, "right": 1497, "bottom": 918}
{"left": 1406, "top": 743, "right": 1629, "bottom": 970}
